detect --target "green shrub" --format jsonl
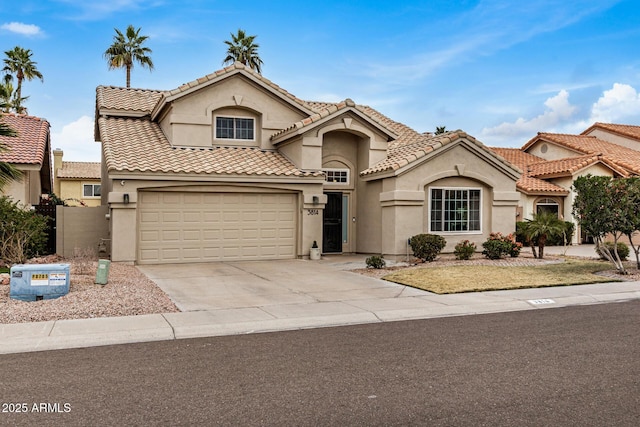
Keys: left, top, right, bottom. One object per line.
{"left": 0, "top": 196, "right": 48, "bottom": 265}
{"left": 596, "top": 242, "right": 629, "bottom": 261}
{"left": 482, "top": 232, "right": 520, "bottom": 259}
{"left": 410, "top": 234, "right": 446, "bottom": 262}
{"left": 365, "top": 255, "right": 386, "bottom": 269}
{"left": 454, "top": 240, "right": 476, "bottom": 260}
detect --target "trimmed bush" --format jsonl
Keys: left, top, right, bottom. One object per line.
{"left": 454, "top": 240, "right": 476, "bottom": 260}
{"left": 365, "top": 255, "right": 386, "bottom": 269}
{"left": 482, "top": 232, "right": 520, "bottom": 259}
{"left": 409, "top": 234, "right": 446, "bottom": 262}
{"left": 596, "top": 241, "right": 629, "bottom": 261}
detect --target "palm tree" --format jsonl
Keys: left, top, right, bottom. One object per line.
{"left": 0, "top": 115, "right": 22, "bottom": 190}
{"left": 0, "top": 75, "right": 29, "bottom": 114}
{"left": 223, "top": 29, "right": 263, "bottom": 73}
{"left": 523, "top": 211, "right": 565, "bottom": 259}
{"left": 435, "top": 126, "right": 447, "bottom": 135}
{"left": 2, "top": 46, "right": 43, "bottom": 111}
{"left": 104, "top": 25, "right": 154, "bottom": 88}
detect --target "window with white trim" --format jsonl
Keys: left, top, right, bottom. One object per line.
{"left": 430, "top": 188, "right": 481, "bottom": 232}
{"left": 215, "top": 116, "right": 255, "bottom": 140}
{"left": 323, "top": 168, "right": 350, "bottom": 184}
{"left": 536, "top": 198, "right": 559, "bottom": 216}
{"left": 83, "top": 184, "right": 101, "bottom": 198}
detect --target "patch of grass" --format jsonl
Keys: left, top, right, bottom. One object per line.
{"left": 383, "top": 260, "right": 621, "bottom": 294}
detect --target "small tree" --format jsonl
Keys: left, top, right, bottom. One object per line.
{"left": 572, "top": 175, "right": 627, "bottom": 273}
{"left": 522, "top": 212, "right": 565, "bottom": 259}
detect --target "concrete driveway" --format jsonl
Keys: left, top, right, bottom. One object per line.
{"left": 137, "top": 258, "right": 423, "bottom": 312}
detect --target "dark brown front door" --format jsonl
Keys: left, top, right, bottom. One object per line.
{"left": 323, "top": 192, "right": 342, "bottom": 253}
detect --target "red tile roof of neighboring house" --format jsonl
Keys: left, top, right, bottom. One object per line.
{"left": 57, "top": 161, "right": 101, "bottom": 179}
{"left": 522, "top": 132, "right": 640, "bottom": 174}
{"left": 490, "top": 147, "right": 569, "bottom": 194}
{"left": 581, "top": 122, "right": 640, "bottom": 141}
{"left": 0, "top": 113, "right": 50, "bottom": 165}
{"left": 527, "top": 154, "right": 630, "bottom": 178}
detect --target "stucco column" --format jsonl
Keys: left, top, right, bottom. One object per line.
{"left": 301, "top": 193, "right": 326, "bottom": 258}
{"left": 380, "top": 191, "right": 425, "bottom": 260}
{"left": 108, "top": 192, "right": 138, "bottom": 263}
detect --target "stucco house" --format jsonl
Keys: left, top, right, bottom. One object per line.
{"left": 491, "top": 127, "right": 640, "bottom": 244}
{"left": 52, "top": 149, "right": 101, "bottom": 207}
{"left": 95, "top": 62, "right": 521, "bottom": 264}
{"left": 0, "top": 113, "right": 52, "bottom": 206}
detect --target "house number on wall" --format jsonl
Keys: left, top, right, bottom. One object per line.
{"left": 307, "top": 209, "right": 319, "bottom": 215}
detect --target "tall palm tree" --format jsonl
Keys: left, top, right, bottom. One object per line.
{"left": 2, "top": 46, "right": 43, "bottom": 111}
{"left": 0, "top": 115, "right": 22, "bottom": 190}
{"left": 223, "top": 29, "right": 263, "bottom": 73}
{"left": 104, "top": 25, "right": 154, "bottom": 88}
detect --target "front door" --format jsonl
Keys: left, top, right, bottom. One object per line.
{"left": 323, "top": 192, "right": 342, "bottom": 253}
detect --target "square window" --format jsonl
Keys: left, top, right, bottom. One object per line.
{"left": 430, "top": 188, "right": 481, "bottom": 233}
{"left": 215, "top": 116, "right": 255, "bottom": 140}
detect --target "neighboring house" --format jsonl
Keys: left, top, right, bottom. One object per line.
{"left": 95, "top": 62, "right": 521, "bottom": 264}
{"left": 52, "top": 149, "right": 101, "bottom": 207}
{"left": 0, "top": 113, "right": 52, "bottom": 206}
{"left": 491, "top": 129, "right": 640, "bottom": 244}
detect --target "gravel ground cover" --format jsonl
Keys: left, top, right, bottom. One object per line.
{"left": 0, "top": 255, "right": 178, "bottom": 324}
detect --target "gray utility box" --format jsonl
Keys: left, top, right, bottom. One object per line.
{"left": 9, "top": 263, "right": 71, "bottom": 302}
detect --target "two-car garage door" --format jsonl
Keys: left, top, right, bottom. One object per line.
{"left": 138, "top": 192, "right": 297, "bottom": 264}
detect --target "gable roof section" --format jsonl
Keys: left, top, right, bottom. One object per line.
{"left": 0, "top": 113, "right": 50, "bottom": 165}
{"left": 362, "top": 131, "right": 521, "bottom": 179}
{"left": 522, "top": 132, "right": 640, "bottom": 174}
{"left": 581, "top": 122, "right": 640, "bottom": 141}
{"left": 527, "top": 154, "right": 630, "bottom": 178}
{"left": 490, "top": 147, "right": 569, "bottom": 195}
{"left": 99, "top": 116, "right": 321, "bottom": 177}
{"left": 270, "top": 98, "right": 399, "bottom": 143}
{"left": 57, "top": 161, "right": 101, "bottom": 179}
{"left": 151, "top": 62, "right": 317, "bottom": 120}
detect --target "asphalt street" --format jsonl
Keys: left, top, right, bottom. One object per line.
{"left": 1, "top": 300, "right": 639, "bottom": 426}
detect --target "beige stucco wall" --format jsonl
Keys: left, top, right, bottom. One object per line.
{"left": 59, "top": 179, "right": 102, "bottom": 207}
{"left": 526, "top": 141, "right": 582, "bottom": 160}
{"left": 374, "top": 141, "right": 520, "bottom": 257}
{"left": 158, "top": 75, "right": 308, "bottom": 150}
{"left": 0, "top": 167, "right": 42, "bottom": 206}
{"left": 584, "top": 129, "right": 640, "bottom": 152}
{"left": 56, "top": 205, "right": 109, "bottom": 258}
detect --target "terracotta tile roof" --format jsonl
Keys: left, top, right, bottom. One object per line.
{"left": 582, "top": 122, "right": 640, "bottom": 141}
{"left": 524, "top": 133, "right": 640, "bottom": 174}
{"left": 527, "top": 154, "right": 630, "bottom": 178}
{"left": 270, "top": 98, "right": 401, "bottom": 142}
{"left": 489, "top": 147, "right": 568, "bottom": 194}
{"left": 0, "top": 113, "right": 49, "bottom": 165}
{"left": 96, "top": 86, "right": 163, "bottom": 113}
{"left": 99, "top": 117, "right": 321, "bottom": 177}
{"left": 57, "top": 161, "right": 101, "bottom": 179}
{"left": 361, "top": 131, "right": 518, "bottom": 177}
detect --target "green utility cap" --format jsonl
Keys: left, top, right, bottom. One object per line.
{"left": 95, "top": 259, "right": 111, "bottom": 285}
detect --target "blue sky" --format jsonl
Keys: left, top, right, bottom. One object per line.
{"left": 2, "top": 0, "right": 640, "bottom": 161}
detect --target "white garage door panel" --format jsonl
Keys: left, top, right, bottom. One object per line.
{"left": 138, "top": 192, "right": 297, "bottom": 263}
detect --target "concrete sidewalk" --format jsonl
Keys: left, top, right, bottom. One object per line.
{"left": 2, "top": 247, "right": 639, "bottom": 355}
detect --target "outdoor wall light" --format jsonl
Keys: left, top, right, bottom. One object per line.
{"left": 123, "top": 193, "right": 129, "bottom": 204}
{"left": 312, "top": 195, "right": 319, "bottom": 204}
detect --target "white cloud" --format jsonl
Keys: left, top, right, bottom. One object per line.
{"left": 1, "top": 22, "right": 43, "bottom": 36}
{"left": 587, "top": 83, "right": 640, "bottom": 123}
{"left": 50, "top": 116, "right": 101, "bottom": 162}
{"left": 481, "top": 90, "right": 577, "bottom": 142}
